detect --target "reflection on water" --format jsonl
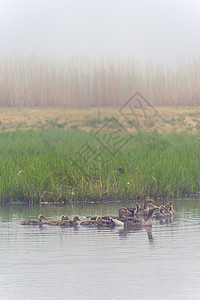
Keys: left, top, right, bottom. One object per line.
{"left": 1, "top": 199, "right": 200, "bottom": 299}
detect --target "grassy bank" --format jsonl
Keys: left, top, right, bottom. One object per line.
{"left": 0, "top": 129, "right": 199, "bottom": 203}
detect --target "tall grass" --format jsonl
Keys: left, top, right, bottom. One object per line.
{"left": 0, "top": 56, "right": 200, "bottom": 107}
{"left": 0, "top": 129, "right": 200, "bottom": 203}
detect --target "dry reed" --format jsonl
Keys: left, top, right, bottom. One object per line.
{"left": 0, "top": 56, "right": 200, "bottom": 107}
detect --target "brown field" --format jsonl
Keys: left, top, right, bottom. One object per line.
{"left": 0, "top": 107, "right": 200, "bottom": 133}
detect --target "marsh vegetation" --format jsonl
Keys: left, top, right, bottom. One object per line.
{"left": 0, "top": 128, "right": 199, "bottom": 203}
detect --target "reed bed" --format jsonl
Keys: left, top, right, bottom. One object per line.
{"left": 0, "top": 129, "right": 199, "bottom": 204}
{"left": 0, "top": 56, "right": 200, "bottom": 107}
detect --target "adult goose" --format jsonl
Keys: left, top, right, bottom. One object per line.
{"left": 126, "top": 204, "right": 141, "bottom": 217}
{"left": 116, "top": 207, "right": 138, "bottom": 223}
{"left": 118, "top": 208, "right": 132, "bottom": 218}
{"left": 134, "top": 197, "right": 155, "bottom": 219}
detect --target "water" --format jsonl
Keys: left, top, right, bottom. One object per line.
{"left": 0, "top": 199, "right": 200, "bottom": 300}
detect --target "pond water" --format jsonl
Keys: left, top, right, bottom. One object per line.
{"left": 0, "top": 199, "right": 200, "bottom": 300}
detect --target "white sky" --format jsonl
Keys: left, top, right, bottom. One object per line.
{"left": 0, "top": 0, "right": 200, "bottom": 62}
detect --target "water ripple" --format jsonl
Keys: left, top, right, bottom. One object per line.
{"left": 0, "top": 202, "right": 200, "bottom": 299}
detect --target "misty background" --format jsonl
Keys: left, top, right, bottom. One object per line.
{"left": 0, "top": 0, "right": 200, "bottom": 106}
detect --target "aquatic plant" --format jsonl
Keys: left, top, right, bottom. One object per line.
{"left": 0, "top": 130, "right": 199, "bottom": 203}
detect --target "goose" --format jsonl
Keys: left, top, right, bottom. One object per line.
{"left": 135, "top": 197, "right": 155, "bottom": 219}
{"left": 127, "top": 204, "right": 141, "bottom": 217}
{"left": 153, "top": 206, "right": 170, "bottom": 220}
{"left": 118, "top": 208, "right": 132, "bottom": 218}
{"left": 59, "top": 216, "right": 80, "bottom": 227}
{"left": 20, "top": 214, "right": 46, "bottom": 225}
{"left": 164, "top": 201, "right": 175, "bottom": 215}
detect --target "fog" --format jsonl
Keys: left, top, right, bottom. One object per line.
{"left": 0, "top": 0, "right": 200, "bottom": 62}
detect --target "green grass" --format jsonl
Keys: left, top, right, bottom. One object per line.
{"left": 0, "top": 129, "right": 200, "bottom": 203}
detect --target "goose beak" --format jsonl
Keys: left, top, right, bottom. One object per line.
{"left": 126, "top": 209, "right": 132, "bottom": 214}
{"left": 150, "top": 199, "right": 155, "bottom": 202}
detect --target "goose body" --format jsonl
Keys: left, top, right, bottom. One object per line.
{"left": 109, "top": 218, "right": 124, "bottom": 227}
{"left": 96, "top": 217, "right": 115, "bottom": 227}
{"left": 20, "top": 214, "right": 46, "bottom": 225}
{"left": 45, "top": 215, "right": 69, "bottom": 225}
{"left": 80, "top": 216, "right": 114, "bottom": 227}
{"left": 80, "top": 219, "right": 98, "bottom": 226}
{"left": 90, "top": 215, "right": 116, "bottom": 221}
{"left": 80, "top": 216, "right": 103, "bottom": 226}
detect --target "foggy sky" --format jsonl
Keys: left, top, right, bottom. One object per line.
{"left": 0, "top": 0, "right": 200, "bottom": 62}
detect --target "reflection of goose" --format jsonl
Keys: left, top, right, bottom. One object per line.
{"left": 45, "top": 215, "right": 69, "bottom": 225}
{"left": 145, "top": 227, "right": 154, "bottom": 242}
{"left": 20, "top": 214, "right": 46, "bottom": 225}
{"left": 117, "top": 224, "right": 154, "bottom": 242}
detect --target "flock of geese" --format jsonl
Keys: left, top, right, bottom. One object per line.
{"left": 20, "top": 197, "right": 175, "bottom": 229}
